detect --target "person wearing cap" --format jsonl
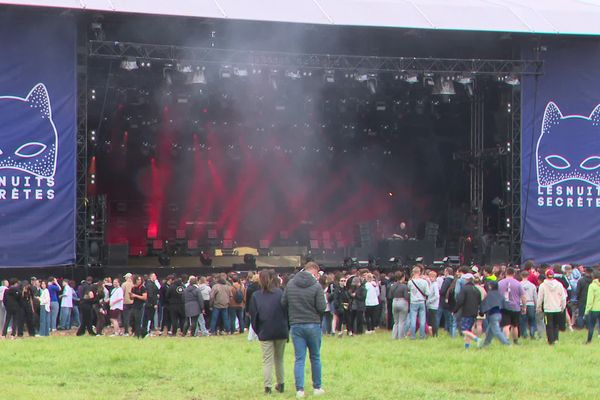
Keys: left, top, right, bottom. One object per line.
{"left": 453, "top": 273, "right": 482, "bottom": 349}
{"left": 536, "top": 269, "right": 567, "bottom": 345}
{"left": 584, "top": 270, "right": 600, "bottom": 344}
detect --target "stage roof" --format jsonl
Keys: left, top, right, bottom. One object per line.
{"left": 4, "top": 0, "right": 600, "bottom": 36}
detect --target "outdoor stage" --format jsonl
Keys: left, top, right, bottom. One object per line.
{"left": 2, "top": 2, "right": 600, "bottom": 271}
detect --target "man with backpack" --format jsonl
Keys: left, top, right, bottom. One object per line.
{"left": 407, "top": 265, "right": 430, "bottom": 340}
{"left": 229, "top": 276, "right": 246, "bottom": 334}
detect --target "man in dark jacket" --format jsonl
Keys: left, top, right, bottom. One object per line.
{"left": 439, "top": 268, "right": 456, "bottom": 337}
{"left": 145, "top": 275, "right": 160, "bottom": 334}
{"left": 282, "top": 262, "right": 327, "bottom": 398}
{"left": 2, "top": 278, "right": 23, "bottom": 338}
{"left": 453, "top": 273, "right": 482, "bottom": 349}
{"left": 167, "top": 278, "right": 185, "bottom": 336}
{"left": 183, "top": 276, "right": 204, "bottom": 336}
{"left": 576, "top": 267, "right": 594, "bottom": 328}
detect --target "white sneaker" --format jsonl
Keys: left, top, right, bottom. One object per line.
{"left": 314, "top": 388, "right": 325, "bottom": 396}
{"left": 296, "top": 390, "right": 305, "bottom": 398}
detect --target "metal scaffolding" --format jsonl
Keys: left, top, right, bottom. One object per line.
{"left": 509, "top": 87, "right": 522, "bottom": 264}
{"left": 88, "top": 40, "right": 543, "bottom": 75}
{"left": 76, "top": 29, "right": 89, "bottom": 268}
{"left": 470, "top": 86, "right": 485, "bottom": 262}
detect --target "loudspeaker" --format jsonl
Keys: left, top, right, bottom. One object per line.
{"left": 490, "top": 243, "right": 509, "bottom": 265}
{"left": 107, "top": 244, "right": 129, "bottom": 266}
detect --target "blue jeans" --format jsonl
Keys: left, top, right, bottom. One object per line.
{"left": 519, "top": 305, "right": 536, "bottom": 338}
{"left": 39, "top": 308, "right": 51, "bottom": 336}
{"left": 290, "top": 323, "right": 322, "bottom": 391}
{"left": 229, "top": 307, "right": 244, "bottom": 334}
{"left": 443, "top": 309, "right": 456, "bottom": 337}
{"left": 483, "top": 313, "right": 509, "bottom": 346}
{"left": 71, "top": 305, "right": 80, "bottom": 327}
{"left": 409, "top": 302, "right": 426, "bottom": 339}
{"left": 196, "top": 313, "right": 209, "bottom": 335}
{"left": 50, "top": 301, "right": 59, "bottom": 330}
{"left": 59, "top": 307, "right": 72, "bottom": 329}
{"left": 210, "top": 307, "right": 230, "bottom": 334}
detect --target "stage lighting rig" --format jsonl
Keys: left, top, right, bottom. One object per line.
{"left": 323, "top": 70, "right": 335, "bottom": 83}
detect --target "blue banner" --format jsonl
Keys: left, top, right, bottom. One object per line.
{"left": 0, "top": 14, "right": 76, "bottom": 267}
{"left": 522, "top": 41, "right": 600, "bottom": 265}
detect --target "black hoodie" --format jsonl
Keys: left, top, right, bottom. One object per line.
{"left": 281, "top": 271, "right": 326, "bottom": 325}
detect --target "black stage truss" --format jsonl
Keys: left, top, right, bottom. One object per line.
{"left": 83, "top": 40, "right": 541, "bottom": 266}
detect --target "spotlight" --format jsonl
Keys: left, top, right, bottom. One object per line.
{"left": 423, "top": 73, "right": 435, "bottom": 87}
{"left": 187, "top": 67, "right": 206, "bottom": 85}
{"left": 220, "top": 66, "right": 232, "bottom": 78}
{"left": 433, "top": 76, "right": 455, "bottom": 95}
{"left": 177, "top": 64, "right": 193, "bottom": 73}
{"left": 504, "top": 74, "right": 520, "bottom": 86}
{"left": 367, "top": 74, "right": 377, "bottom": 94}
{"left": 233, "top": 67, "right": 248, "bottom": 77}
{"left": 404, "top": 72, "right": 419, "bottom": 84}
{"left": 323, "top": 70, "right": 335, "bottom": 83}
{"left": 120, "top": 58, "right": 138, "bottom": 71}
{"left": 455, "top": 74, "right": 474, "bottom": 85}
{"left": 285, "top": 70, "right": 301, "bottom": 80}
{"left": 163, "top": 67, "right": 173, "bottom": 86}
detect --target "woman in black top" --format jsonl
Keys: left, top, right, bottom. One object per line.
{"left": 76, "top": 282, "right": 96, "bottom": 336}
{"left": 333, "top": 276, "right": 351, "bottom": 337}
{"left": 21, "top": 283, "right": 37, "bottom": 337}
{"left": 130, "top": 275, "right": 148, "bottom": 338}
{"left": 249, "top": 269, "right": 288, "bottom": 394}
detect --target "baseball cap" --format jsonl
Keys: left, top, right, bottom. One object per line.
{"left": 462, "top": 273, "right": 474, "bottom": 281}
{"left": 471, "top": 266, "right": 479, "bottom": 274}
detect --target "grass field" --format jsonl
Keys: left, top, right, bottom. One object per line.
{"left": 0, "top": 330, "right": 597, "bottom": 400}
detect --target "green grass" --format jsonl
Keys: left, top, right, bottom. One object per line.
{"left": 0, "top": 330, "right": 597, "bottom": 400}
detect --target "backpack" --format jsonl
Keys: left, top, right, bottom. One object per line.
{"left": 234, "top": 286, "right": 244, "bottom": 303}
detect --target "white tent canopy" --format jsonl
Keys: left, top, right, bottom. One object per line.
{"left": 3, "top": 0, "right": 600, "bottom": 35}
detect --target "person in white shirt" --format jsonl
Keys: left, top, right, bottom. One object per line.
{"left": 58, "top": 280, "right": 74, "bottom": 330}
{"left": 38, "top": 280, "right": 52, "bottom": 336}
{"left": 426, "top": 270, "right": 440, "bottom": 337}
{"left": 109, "top": 278, "right": 124, "bottom": 336}
{"left": 364, "top": 273, "right": 380, "bottom": 334}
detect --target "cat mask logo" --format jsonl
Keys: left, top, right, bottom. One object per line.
{"left": 0, "top": 83, "right": 58, "bottom": 178}
{"left": 536, "top": 101, "right": 600, "bottom": 188}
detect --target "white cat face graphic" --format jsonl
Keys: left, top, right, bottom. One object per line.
{"left": 0, "top": 83, "right": 58, "bottom": 178}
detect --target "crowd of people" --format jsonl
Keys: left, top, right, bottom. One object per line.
{"left": 1, "top": 260, "right": 600, "bottom": 396}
